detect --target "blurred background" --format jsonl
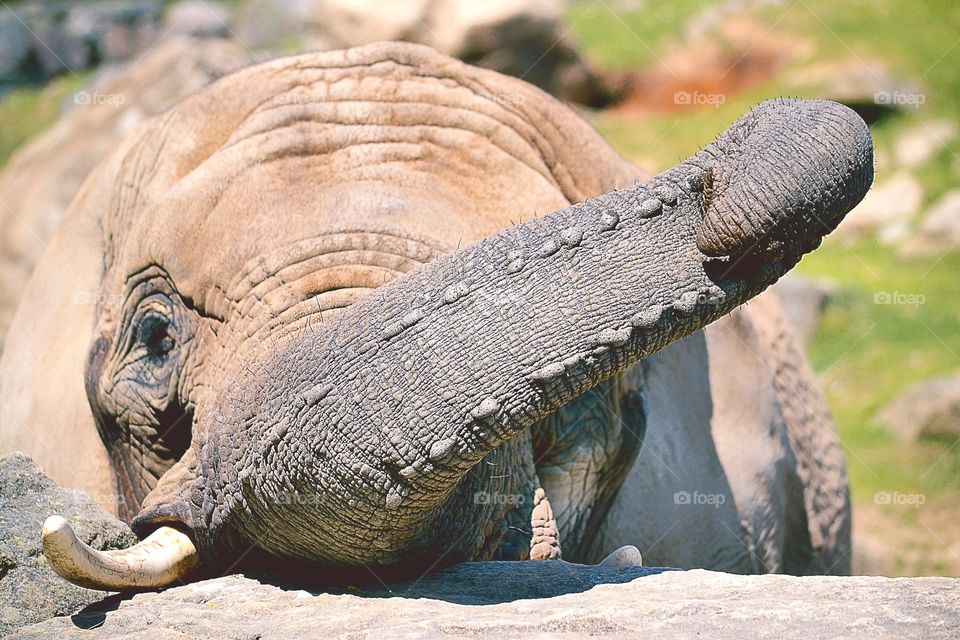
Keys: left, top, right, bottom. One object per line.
{"left": 0, "top": 0, "right": 957, "bottom": 576}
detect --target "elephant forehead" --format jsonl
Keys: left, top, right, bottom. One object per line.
{"left": 113, "top": 131, "right": 572, "bottom": 312}
{"left": 99, "top": 43, "right": 633, "bottom": 312}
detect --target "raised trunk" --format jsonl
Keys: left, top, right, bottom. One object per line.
{"left": 131, "top": 98, "right": 872, "bottom": 573}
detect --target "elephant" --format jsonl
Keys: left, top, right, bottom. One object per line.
{"left": 0, "top": 42, "right": 872, "bottom": 590}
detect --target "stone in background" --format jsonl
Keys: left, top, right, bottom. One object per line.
{"left": 0, "top": 453, "right": 136, "bottom": 637}
{"left": 877, "top": 373, "right": 960, "bottom": 442}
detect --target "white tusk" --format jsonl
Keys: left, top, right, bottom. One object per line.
{"left": 598, "top": 545, "right": 643, "bottom": 569}
{"left": 42, "top": 515, "right": 199, "bottom": 590}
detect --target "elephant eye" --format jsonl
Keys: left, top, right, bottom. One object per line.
{"left": 138, "top": 313, "right": 175, "bottom": 360}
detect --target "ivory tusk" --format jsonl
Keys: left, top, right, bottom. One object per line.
{"left": 42, "top": 515, "right": 199, "bottom": 590}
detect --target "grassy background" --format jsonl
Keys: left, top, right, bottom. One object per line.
{"left": 0, "top": 74, "right": 86, "bottom": 167}
{"left": 570, "top": 0, "right": 960, "bottom": 574}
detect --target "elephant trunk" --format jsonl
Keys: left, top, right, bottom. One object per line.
{"left": 695, "top": 98, "right": 873, "bottom": 262}
{"left": 58, "top": 98, "right": 871, "bottom": 586}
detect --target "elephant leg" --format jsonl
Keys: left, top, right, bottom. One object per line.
{"left": 532, "top": 375, "right": 645, "bottom": 562}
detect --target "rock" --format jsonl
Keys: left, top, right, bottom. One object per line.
{"left": 17, "top": 4, "right": 87, "bottom": 80}
{"left": 0, "top": 1, "right": 164, "bottom": 87}
{"left": 10, "top": 569, "right": 960, "bottom": 638}
{"left": 900, "top": 189, "right": 960, "bottom": 257}
{"left": 0, "top": 12, "right": 34, "bottom": 87}
{"left": 444, "top": 0, "right": 609, "bottom": 106}
{"left": 836, "top": 170, "right": 924, "bottom": 240}
{"left": 0, "top": 453, "right": 137, "bottom": 637}
{"left": 771, "top": 275, "right": 836, "bottom": 344}
{"left": 93, "top": 3, "right": 163, "bottom": 62}
{"left": 164, "top": 0, "right": 232, "bottom": 38}
{"left": 894, "top": 120, "right": 958, "bottom": 168}
{"left": 0, "top": 36, "right": 252, "bottom": 350}
{"left": 235, "top": 0, "right": 609, "bottom": 105}
{"left": 876, "top": 373, "right": 960, "bottom": 442}
{"left": 234, "top": 0, "right": 314, "bottom": 49}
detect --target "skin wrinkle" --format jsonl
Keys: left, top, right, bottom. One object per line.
{"left": 244, "top": 98, "right": 559, "bottom": 183}
{"left": 444, "top": 65, "right": 598, "bottom": 201}
{"left": 214, "top": 234, "right": 445, "bottom": 343}
{"left": 221, "top": 85, "right": 564, "bottom": 195}
{"left": 225, "top": 232, "right": 446, "bottom": 297}
{"left": 698, "top": 100, "right": 871, "bottom": 260}
{"left": 231, "top": 47, "right": 602, "bottom": 202}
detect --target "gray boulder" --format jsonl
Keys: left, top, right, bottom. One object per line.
{"left": 10, "top": 568, "right": 959, "bottom": 639}
{"left": 0, "top": 1, "right": 163, "bottom": 86}
{"left": 901, "top": 189, "right": 960, "bottom": 258}
{"left": 164, "top": 0, "right": 232, "bottom": 38}
{"left": 836, "top": 170, "right": 924, "bottom": 241}
{"left": 772, "top": 275, "right": 836, "bottom": 344}
{"left": 0, "top": 453, "right": 137, "bottom": 637}
{"left": 894, "top": 120, "right": 958, "bottom": 169}
{"left": 0, "top": 12, "right": 34, "bottom": 86}
{"left": 877, "top": 373, "right": 960, "bottom": 442}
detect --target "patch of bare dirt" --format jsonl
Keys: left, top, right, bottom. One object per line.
{"left": 612, "top": 17, "right": 810, "bottom": 113}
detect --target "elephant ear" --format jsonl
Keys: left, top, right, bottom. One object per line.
{"left": 0, "top": 146, "right": 118, "bottom": 512}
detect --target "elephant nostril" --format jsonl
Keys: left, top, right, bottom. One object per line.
{"left": 154, "top": 404, "right": 194, "bottom": 465}
{"left": 703, "top": 250, "right": 776, "bottom": 283}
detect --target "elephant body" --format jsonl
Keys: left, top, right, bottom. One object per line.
{"left": 0, "top": 43, "right": 862, "bottom": 584}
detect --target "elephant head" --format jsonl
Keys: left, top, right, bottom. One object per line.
{"left": 33, "top": 43, "right": 872, "bottom": 590}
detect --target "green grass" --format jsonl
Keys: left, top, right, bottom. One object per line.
{"left": 570, "top": 0, "right": 960, "bottom": 574}
{"left": 568, "top": 0, "right": 718, "bottom": 70}
{"left": 797, "top": 241, "right": 960, "bottom": 504}
{"left": 751, "top": 0, "right": 960, "bottom": 119}
{"left": 0, "top": 74, "right": 87, "bottom": 169}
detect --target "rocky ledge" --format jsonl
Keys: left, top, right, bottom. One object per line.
{"left": 0, "top": 453, "right": 136, "bottom": 636}
{"left": 9, "top": 564, "right": 959, "bottom": 639}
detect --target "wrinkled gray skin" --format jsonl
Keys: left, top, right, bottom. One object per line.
{"left": 0, "top": 43, "right": 871, "bottom": 580}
